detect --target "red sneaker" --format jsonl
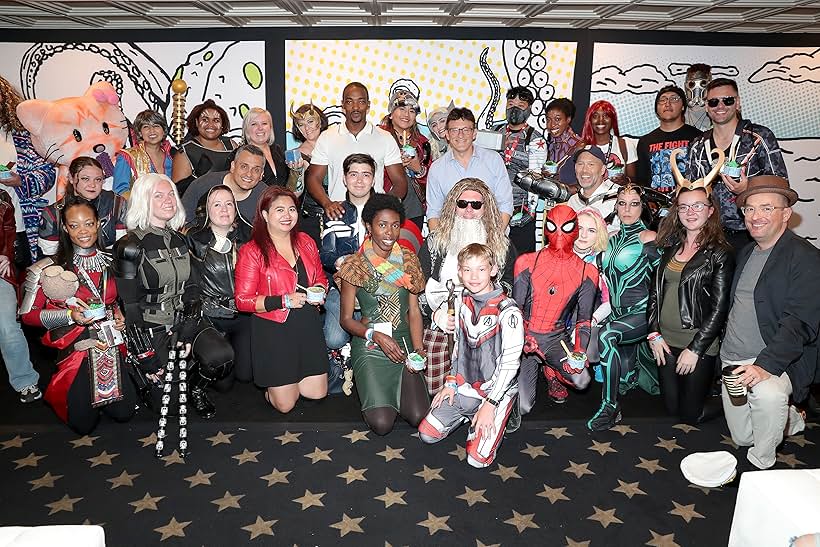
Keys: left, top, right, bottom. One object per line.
{"left": 547, "top": 376, "right": 568, "bottom": 404}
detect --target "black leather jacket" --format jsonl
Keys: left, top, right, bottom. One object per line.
{"left": 186, "top": 220, "right": 251, "bottom": 319}
{"left": 647, "top": 243, "right": 734, "bottom": 356}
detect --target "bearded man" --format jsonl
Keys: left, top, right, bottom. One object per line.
{"left": 418, "top": 178, "right": 517, "bottom": 395}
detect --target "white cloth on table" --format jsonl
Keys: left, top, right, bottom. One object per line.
{"left": 729, "top": 469, "right": 820, "bottom": 547}
{"left": 0, "top": 525, "right": 105, "bottom": 546}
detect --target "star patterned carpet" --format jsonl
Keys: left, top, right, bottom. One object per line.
{"left": 2, "top": 416, "right": 818, "bottom": 545}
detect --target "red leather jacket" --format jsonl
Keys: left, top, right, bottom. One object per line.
{"left": 0, "top": 189, "right": 17, "bottom": 286}
{"left": 234, "top": 232, "right": 328, "bottom": 323}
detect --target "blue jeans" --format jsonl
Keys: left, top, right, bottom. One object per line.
{"left": 0, "top": 279, "right": 38, "bottom": 391}
{"left": 323, "top": 286, "right": 352, "bottom": 350}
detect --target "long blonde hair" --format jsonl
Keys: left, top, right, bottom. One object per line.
{"left": 432, "top": 178, "right": 509, "bottom": 269}
{"left": 577, "top": 208, "right": 610, "bottom": 254}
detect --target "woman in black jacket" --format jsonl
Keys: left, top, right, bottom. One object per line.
{"left": 187, "top": 185, "right": 252, "bottom": 383}
{"left": 647, "top": 184, "right": 734, "bottom": 424}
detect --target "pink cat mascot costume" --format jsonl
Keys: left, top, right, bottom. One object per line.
{"left": 16, "top": 82, "right": 128, "bottom": 201}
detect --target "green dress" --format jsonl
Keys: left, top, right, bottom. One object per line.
{"left": 351, "top": 285, "right": 414, "bottom": 411}
{"left": 338, "top": 248, "right": 427, "bottom": 412}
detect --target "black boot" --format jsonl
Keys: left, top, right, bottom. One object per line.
{"left": 506, "top": 399, "right": 522, "bottom": 434}
{"left": 191, "top": 387, "right": 216, "bottom": 419}
{"left": 189, "top": 369, "right": 216, "bottom": 420}
{"left": 587, "top": 401, "right": 622, "bottom": 431}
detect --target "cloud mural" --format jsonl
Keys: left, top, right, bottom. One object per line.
{"left": 668, "top": 63, "right": 739, "bottom": 77}
{"left": 590, "top": 64, "right": 673, "bottom": 94}
{"left": 749, "top": 48, "right": 820, "bottom": 84}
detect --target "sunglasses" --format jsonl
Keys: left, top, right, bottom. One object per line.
{"left": 706, "top": 96, "right": 736, "bottom": 108}
{"left": 506, "top": 91, "right": 534, "bottom": 103}
{"left": 456, "top": 200, "right": 483, "bottom": 210}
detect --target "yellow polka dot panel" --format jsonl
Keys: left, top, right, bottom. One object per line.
{"left": 285, "top": 39, "right": 578, "bottom": 133}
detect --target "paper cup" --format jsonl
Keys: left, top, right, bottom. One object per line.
{"left": 306, "top": 286, "right": 326, "bottom": 304}
{"left": 542, "top": 162, "right": 558, "bottom": 176}
{"left": 401, "top": 145, "right": 416, "bottom": 158}
{"left": 566, "top": 351, "right": 587, "bottom": 372}
{"left": 83, "top": 304, "right": 107, "bottom": 321}
{"left": 285, "top": 149, "right": 302, "bottom": 163}
{"left": 406, "top": 352, "right": 426, "bottom": 371}
{"left": 722, "top": 163, "right": 741, "bottom": 179}
{"left": 607, "top": 165, "right": 624, "bottom": 179}
{"left": 0, "top": 170, "right": 12, "bottom": 181}
{"left": 721, "top": 366, "right": 748, "bottom": 406}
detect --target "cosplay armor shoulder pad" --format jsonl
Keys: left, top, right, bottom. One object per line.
{"left": 18, "top": 257, "right": 55, "bottom": 315}
{"left": 112, "top": 233, "right": 142, "bottom": 279}
{"left": 497, "top": 296, "right": 520, "bottom": 314}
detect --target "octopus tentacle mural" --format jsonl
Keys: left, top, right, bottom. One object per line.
{"left": 479, "top": 40, "right": 556, "bottom": 132}
{"left": 478, "top": 47, "right": 501, "bottom": 129}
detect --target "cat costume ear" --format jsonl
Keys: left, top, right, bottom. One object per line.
{"left": 16, "top": 99, "right": 50, "bottom": 136}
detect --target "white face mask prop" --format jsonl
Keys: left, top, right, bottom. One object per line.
{"left": 685, "top": 67, "right": 712, "bottom": 109}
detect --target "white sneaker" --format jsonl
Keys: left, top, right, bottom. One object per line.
{"left": 19, "top": 385, "right": 42, "bottom": 403}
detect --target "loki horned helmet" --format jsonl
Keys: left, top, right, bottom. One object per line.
{"left": 670, "top": 148, "right": 724, "bottom": 198}
{"left": 289, "top": 101, "right": 320, "bottom": 123}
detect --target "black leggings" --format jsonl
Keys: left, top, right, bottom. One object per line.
{"left": 150, "top": 322, "right": 234, "bottom": 383}
{"left": 210, "top": 314, "right": 253, "bottom": 385}
{"left": 657, "top": 346, "right": 716, "bottom": 425}
{"left": 363, "top": 368, "right": 430, "bottom": 436}
{"left": 67, "top": 360, "right": 137, "bottom": 435}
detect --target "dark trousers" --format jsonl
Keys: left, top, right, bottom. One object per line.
{"left": 657, "top": 346, "right": 716, "bottom": 425}
{"left": 67, "top": 359, "right": 137, "bottom": 435}
{"left": 510, "top": 222, "right": 536, "bottom": 255}
{"left": 300, "top": 215, "right": 322, "bottom": 248}
{"left": 210, "top": 314, "right": 253, "bottom": 384}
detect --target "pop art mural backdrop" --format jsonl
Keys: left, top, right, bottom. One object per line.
{"left": 1, "top": 37, "right": 818, "bottom": 245}
{"left": 591, "top": 43, "right": 820, "bottom": 244}
{"left": 284, "top": 39, "right": 578, "bottom": 142}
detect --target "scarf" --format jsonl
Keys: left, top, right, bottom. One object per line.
{"left": 363, "top": 239, "right": 413, "bottom": 295}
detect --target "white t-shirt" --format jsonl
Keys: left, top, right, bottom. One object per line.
{"left": 310, "top": 122, "right": 402, "bottom": 201}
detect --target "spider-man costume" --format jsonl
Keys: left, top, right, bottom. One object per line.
{"left": 513, "top": 205, "right": 599, "bottom": 414}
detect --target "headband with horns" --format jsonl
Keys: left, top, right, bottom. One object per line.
{"left": 670, "top": 148, "right": 725, "bottom": 198}
{"left": 289, "top": 101, "right": 319, "bottom": 123}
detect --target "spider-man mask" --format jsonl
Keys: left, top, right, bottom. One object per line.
{"left": 544, "top": 204, "right": 578, "bottom": 256}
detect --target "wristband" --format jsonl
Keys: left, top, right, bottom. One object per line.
{"left": 263, "top": 296, "right": 283, "bottom": 311}
{"left": 283, "top": 294, "right": 291, "bottom": 309}
{"left": 647, "top": 332, "right": 663, "bottom": 342}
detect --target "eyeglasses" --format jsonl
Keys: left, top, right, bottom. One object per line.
{"left": 740, "top": 205, "right": 786, "bottom": 216}
{"left": 658, "top": 96, "right": 682, "bottom": 105}
{"left": 447, "top": 127, "right": 475, "bottom": 136}
{"left": 456, "top": 199, "right": 483, "bottom": 210}
{"left": 706, "top": 96, "right": 737, "bottom": 108}
{"left": 677, "top": 202, "right": 709, "bottom": 213}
